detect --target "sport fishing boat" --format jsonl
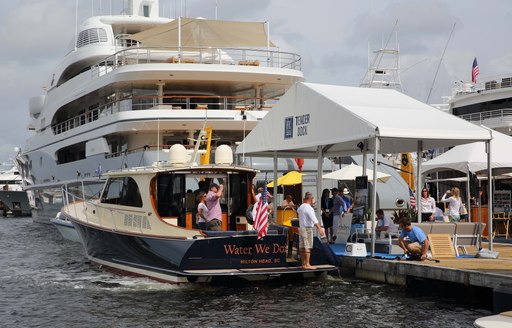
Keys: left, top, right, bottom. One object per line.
{"left": 60, "top": 143, "right": 337, "bottom": 283}
{"left": 16, "top": 0, "right": 304, "bottom": 217}
{"left": 0, "top": 163, "right": 31, "bottom": 217}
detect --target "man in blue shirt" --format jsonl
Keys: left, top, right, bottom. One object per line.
{"left": 398, "top": 218, "right": 429, "bottom": 261}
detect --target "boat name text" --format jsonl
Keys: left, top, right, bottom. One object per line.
{"left": 223, "top": 243, "right": 287, "bottom": 256}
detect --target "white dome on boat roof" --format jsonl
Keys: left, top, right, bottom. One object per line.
{"left": 169, "top": 144, "right": 187, "bottom": 165}
{"left": 215, "top": 145, "right": 233, "bottom": 165}
{"left": 29, "top": 95, "right": 45, "bottom": 118}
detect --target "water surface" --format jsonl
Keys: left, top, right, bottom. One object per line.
{"left": 0, "top": 216, "right": 491, "bottom": 327}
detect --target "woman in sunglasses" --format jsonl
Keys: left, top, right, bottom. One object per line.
{"left": 420, "top": 188, "right": 436, "bottom": 222}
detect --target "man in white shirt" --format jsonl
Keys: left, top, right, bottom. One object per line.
{"left": 297, "top": 193, "right": 325, "bottom": 269}
{"left": 375, "top": 209, "right": 394, "bottom": 238}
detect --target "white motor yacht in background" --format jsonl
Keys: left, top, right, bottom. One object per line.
{"left": 450, "top": 76, "right": 512, "bottom": 135}
{"left": 16, "top": 0, "right": 304, "bottom": 217}
{"left": 0, "top": 163, "right": 31, "bottom": 217}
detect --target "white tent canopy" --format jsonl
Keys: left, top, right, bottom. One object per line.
{"left": 237, "top": 82, "right": 492, "bottom": 158}
{"left": 236, "top": 82, "right": 495, "bottom": 254}
{"left": 422, "top": 129, "right": 512, "bottom": 174}
{"left": 128, "top": 17, "right": 275, "bottom": 48}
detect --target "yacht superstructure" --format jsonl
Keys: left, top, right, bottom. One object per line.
{"left": 17, "top": 0, "right": 303, "bottom": 212}
{"left": 450, "top": 76, "right": 512, "bottom": 135}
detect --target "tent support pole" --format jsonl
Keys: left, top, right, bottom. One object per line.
{"left": 478, "top": 179, "right": 482, "bottom": 249}
{"left": 466, "top": 170, "right": 471, "bottom": 222}
{"left": 362, "top": 140, "right": 367, "bottom": 172}
{"left": 487, "top": 137, "right": 493, "bottom": 250}
{"left": 317, "top": 146, "right": 323, "bottom": 225}
{"left": 371, "top": 136, "right": 379, "bottom": 257}
{"left": 178, "top": 16, "right": 182, "bottom": 63}
{"left": 417, "top": 141, "right": 423, "bottom": 222}
{"left": 273, "top": 151, "right": 278, "bottom": 221}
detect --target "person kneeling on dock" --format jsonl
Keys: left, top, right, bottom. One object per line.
{"left": 398, "top": 218, "right": 429, "bottom": 261}
{"left": 297, "top": 193, "right": 325, "bottom": 269}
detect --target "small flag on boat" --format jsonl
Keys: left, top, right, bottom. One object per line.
{"left": 253, "top": 182, "right": 269, "bottom": 240}
{"left": 472, "top": 57, "right": 479, "bottom": 83}
{"left": 409, "top": 188, "right": 416, "bottom": 209}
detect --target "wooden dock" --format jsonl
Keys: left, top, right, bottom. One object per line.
{"left": 337, "top": 242, "right": 512, "bottom": 312}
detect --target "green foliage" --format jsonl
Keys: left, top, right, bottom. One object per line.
{"left": 393, "top": 204, "right": 418, "bottom": 223}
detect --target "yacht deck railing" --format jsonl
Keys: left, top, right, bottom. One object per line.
{"left": 458, "top": 108, "right": 512, "bottom": 127}
{"left": 90, "top": 46, "right": 301, "bottom": 79}
{"left": 51, "top": 94, "right": 278, "bottom": 135}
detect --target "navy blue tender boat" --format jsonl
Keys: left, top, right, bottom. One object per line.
{"left": 61, "top": 144, "right": 337, "bottom": 284}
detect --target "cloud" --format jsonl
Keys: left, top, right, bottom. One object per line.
{"left": 1, "top": 0, "right": 512, "bottom": 163}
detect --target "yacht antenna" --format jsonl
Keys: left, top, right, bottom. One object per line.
{"left": 426, "top": 22, "right": 456, "bottom": 103}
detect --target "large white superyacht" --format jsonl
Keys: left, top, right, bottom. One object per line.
{"left": 16, "top": 0, "right": 304, "bottom": 214}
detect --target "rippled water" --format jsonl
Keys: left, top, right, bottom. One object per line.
{"left": 0, "top": 216, "right": 491, "bottom": 327}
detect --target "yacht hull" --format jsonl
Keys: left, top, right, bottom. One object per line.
{"left": 67, "top": 214, "right": 336, "bottom": 284}
{"left": 0, "top": 190, "right": 32, "bottom": 217}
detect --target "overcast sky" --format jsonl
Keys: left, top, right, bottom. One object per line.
{"left": 1, "top": 0, "right": 510, "bottom": 163}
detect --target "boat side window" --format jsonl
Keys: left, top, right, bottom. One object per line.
{"left": 101, "top": 177, "right": 142, "bottom": 207}
{"left": 156, "top": 174, "right": 186, "bottom": 226}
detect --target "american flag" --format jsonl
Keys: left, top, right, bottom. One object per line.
{"left": 472, "top": 57, "right": 479, "bottom": 83}
{"left": 409, "top": 188, "right": 416, "bottom": 209}
{"left": 253, "top": 183, "right": 269, "bottom": 240}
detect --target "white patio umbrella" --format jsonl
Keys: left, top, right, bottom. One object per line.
{"left": 322, "top": 163, "right": 391, "bottom": 183}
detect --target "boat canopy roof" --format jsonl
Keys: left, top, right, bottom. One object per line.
{"left": 127, "top": 17, "right": 275, "bottom": 48}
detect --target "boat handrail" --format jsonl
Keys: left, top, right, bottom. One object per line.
{"left": 458, "top": 108, "right": 512, "bottom": 126}
{"left": 90, "top": 46, "right": 302, "bottom": 77}
{"left": 50, "top": 94, "right": 278, "bottom": 135}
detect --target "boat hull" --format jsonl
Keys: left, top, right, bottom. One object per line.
{"left": 66, "top": 213, "right": 336, "bottom": 283}
{"left": 50, "top": 216, "right": 81, "bottom": 243}
{"left": 0, "top": 190, "right": 32, "bottom": 217}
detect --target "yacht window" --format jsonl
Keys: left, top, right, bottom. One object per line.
{"left": 77, "top": 28, "right": 108, "bottom": 48}
{"left": 101, "top": 177, "right": 142, "bottom": 207}
{"left": 143, "top": 5, "right": 150, "bottom": 17}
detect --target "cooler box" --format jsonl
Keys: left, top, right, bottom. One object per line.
{"left": 345, "top": 243, "right": 367, "bottom": 257}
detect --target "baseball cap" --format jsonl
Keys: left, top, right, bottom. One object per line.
{"left": 343, "top": 188, "right": 350, "bottom": 195}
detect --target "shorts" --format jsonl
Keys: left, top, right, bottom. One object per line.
{"left": 207, "top": 219, "right": 222, "bottom": 231}
{"left": 299, "top": 227, "right": 314, "bottom": 250}
{"left": 421, "top": 212, "right": 433, "bottom": 221}
{"left": 449, "top": 215, "right": 460, "bottom": 222}
{"left": 404, "top": 240, "right": 423, "bottom": 254}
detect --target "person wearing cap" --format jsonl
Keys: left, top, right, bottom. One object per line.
{"left": 206, "top": 183, "right": 224, "bottom": 231}
{"left": 342, "top": 188, "right": 352, "bottom": 212}
{"left": 331, "top": 187, "right": 347, "bottom": 243}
